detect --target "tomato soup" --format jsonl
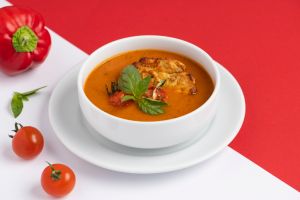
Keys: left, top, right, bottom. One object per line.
{"left": 84, "top": 50, "right": 214, "bottom": 121}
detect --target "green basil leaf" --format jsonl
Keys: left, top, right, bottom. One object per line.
{"left": 137, "top": 98, "right": 167, "bottom": 115}
{"left": 11, "top": 92, "right": 23, "bottom": 118}
{"left": 118, "top": 65, "right": 141, "bottom": 96}
{"left": 21, "top": 86, "right": 46, "bottom": 96}
{"left": 122, "top": 95, "right": 136, "bottom": 102}
{"left": 10, "top": 86, "right": 46, "bottom": 118}
{"left": 144, "top": 98, "right": 168, "bottom": 106}
{"left": 136, "top": 76, "right": 151, "bottom": 98}
{"left": 22, "top": 96, "right": 29, "bottom": 101}
{"left": 117, "top": 65, "right": 167, "bottom": 115}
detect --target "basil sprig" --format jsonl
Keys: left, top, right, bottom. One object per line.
{"left": 118, "top": 65, "right": 167, "bottom": 115}
{"left": 11, "top": 86, "right": 46, "bottom": 118}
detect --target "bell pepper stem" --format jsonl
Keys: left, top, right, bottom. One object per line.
{"left": 12, "top": 26, "right": 38, "bottom": 52}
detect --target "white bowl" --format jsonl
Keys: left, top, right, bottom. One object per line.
{"left": 77, "top": 35, "right": 220, "bottom": 149}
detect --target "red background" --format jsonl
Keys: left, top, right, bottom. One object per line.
{"left": 9, "top": 0, "right": 300, "bottom": 190}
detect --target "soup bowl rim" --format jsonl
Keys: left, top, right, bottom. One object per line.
{"left": 77, "top": 35, "right": 220, "bottom": 125}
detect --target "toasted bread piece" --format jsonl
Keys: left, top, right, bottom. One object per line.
{"left": 133, "top": 57, "right": 197, "bottom": 94}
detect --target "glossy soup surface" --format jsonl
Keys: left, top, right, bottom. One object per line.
{"left": 84, "top": 50, "right": 214, "bottom": 121}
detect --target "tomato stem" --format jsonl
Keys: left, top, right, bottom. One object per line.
{"left": 46, "top": 161, "right": 61, "bottom": 181}
{"left": 9, "top": 122, "right": 23, "bottom": 138}
{"left": 12, "top": 122, "right": 23, "bottom": 132}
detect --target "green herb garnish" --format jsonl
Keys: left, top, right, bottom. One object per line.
{"left": 138, "top": 98, "right": 167, "bottom": 115}
{"left": 11, "top": 86, "right": 46, "bottom": 118}
{"left": 118, "top": 65, "right": 167, "bottom": 115}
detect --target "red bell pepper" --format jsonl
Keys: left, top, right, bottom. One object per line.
{"left": 0, "top": 6, "right": 51, "bottom": 75}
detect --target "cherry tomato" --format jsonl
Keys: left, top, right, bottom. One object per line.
{"left": 9, "top": 123, "right": 44, "bottom": 159}
{"left": 41, "top": 162, "right": 76, "bottom": 197}
{"left": 109, "top": 91, "right": 131, "bottom": 106}
{"left": 145, "top": 87, "right": 168, "bottom": 102}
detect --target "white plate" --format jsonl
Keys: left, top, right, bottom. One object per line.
{"left": 48, "top": 61, "right": 245, "bottom": 174}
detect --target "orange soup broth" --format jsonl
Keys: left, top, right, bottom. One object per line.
{"left": 84, "top": 50, "right": 214, "bottom": 121}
